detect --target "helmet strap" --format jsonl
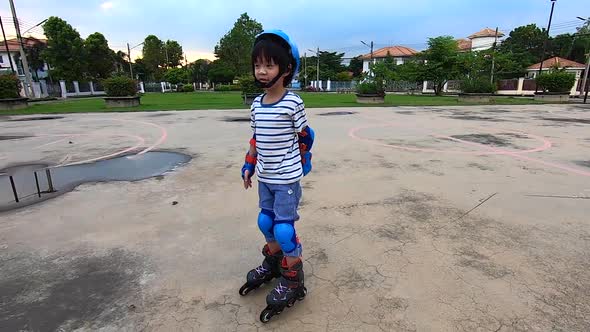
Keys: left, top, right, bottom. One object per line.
{"left": 254, "top": 66, "right": 287, "bottom": 89}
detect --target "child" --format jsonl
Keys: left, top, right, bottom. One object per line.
{"left": 239, "top": 30, "right": 315, "bottom": 323}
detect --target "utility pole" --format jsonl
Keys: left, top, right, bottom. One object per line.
{"left": 165, "top": 46, "right": 169, "bottom": 69}
{"left": 303, "top": 52, "right": 307, "bottom": 87}
{"left": 582, "top": 50, "right": 590, "bottom": 103}
{"left": 127, "top": 43, "right": 134, "bottom": 79}
{"left": 490, "top": 27, "right": 499, "bottom": 84}
{"left": 536, "top": 0, "right": 557, "bottom": 93}
{"left": 0, "top": 17, "right": 15, "bottom": 73}
{"left": 576, "top": 16, "right": 589, "bottom": 102}
{"left": 9, "top": 0, "right": 34, "bottom": 97}
{"left": 361, "top": 40, "right": 374, "bottom": 75}
{"left": 316, "top": 47, "right": 320, "bottom": 88}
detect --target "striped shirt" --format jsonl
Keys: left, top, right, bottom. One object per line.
{"left": 251, "top": 91, "right": 308, "bottom": 184}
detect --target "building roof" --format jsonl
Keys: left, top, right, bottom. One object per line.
{"left": 360, "top": 46, "right": 418, "bottom": 60}
{"left": 527, "top": 57, "right": 586, "bottom": 70}
{"left": 468, "top": 28, "right": 505, "bottom": 39}
{"left": 0, "top": 37, "right": 47, "bottom": 52}
{"left": 457, "top": 38, "right": 472, "bottom": 51}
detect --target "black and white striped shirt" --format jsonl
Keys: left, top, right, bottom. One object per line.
{"left": 251, "top": 91, "right": 308, "bottom": 184}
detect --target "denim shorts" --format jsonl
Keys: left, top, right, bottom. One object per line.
{"left": 258, "top": 181, "right": 302, "bottom": 223}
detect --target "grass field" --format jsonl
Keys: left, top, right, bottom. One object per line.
{"left": 6, "top": 92, "right": 543, "bottom": 115}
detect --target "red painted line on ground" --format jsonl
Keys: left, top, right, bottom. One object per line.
{"left": 348, "top": 124, "right": 551, "bottom": 155}
{"left": 439, "top": 135, "right": 590, "bottom": 177}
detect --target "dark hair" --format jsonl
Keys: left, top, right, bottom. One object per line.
{"left": 251, "top": 36, "right": 294, "bottom": 87}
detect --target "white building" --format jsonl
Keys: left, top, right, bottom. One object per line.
{"left": 457, "top": 28, "right": 505, "bottom": 52}
{"left": 360, "top": 45, "right": 418, "bottom": 73}
{"left": 0, "top": 37, "right": 49, "bottom": 80}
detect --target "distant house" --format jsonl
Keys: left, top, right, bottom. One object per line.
{"left": 526, "top": 57, "right": 586, "bottom": 78}
{"left": 0, "top": 37, "right": 49, "bottom": 80}
{"left": 457, "top": 28, "right": 505, "bottom": 52}
{"left": 360, "top": 46, "right": 418, "bottom": 73}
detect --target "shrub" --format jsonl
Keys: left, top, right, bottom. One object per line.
{"left": 536, "top": 71, "right": 576, "bottom": 93}
{"left": 0, "top": 74, "right": 21, "bottom": 99}
{"left": 460, "top": 77, "right": 497, "bottom": 93}
{"left": 103, "top": 76, "right": 137, "bottom": 97}
{"left": 356, "top": 81, "right": 385, "bottom": 96}
{"left": 182, "top": 84, "right": 194, "bottom": 93}
{"left": 238, "top": 75, "right": 263, "bottom": 95}
{"left": 215, "top": 84, "right": 240, "bottom": 92}
{"left": 302, "top": 86, "right": 319, "bottom": 92}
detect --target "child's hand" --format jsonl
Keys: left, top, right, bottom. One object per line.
{"left": 243, "top": 170, "right": 253, "bottom": 189}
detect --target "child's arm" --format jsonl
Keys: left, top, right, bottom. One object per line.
{"left": 242, "top": 136, "right": 256, "bottom": 189}
{"left": 242, "top": 104, "right": 258, "bottom": 189}
{"left": 293, "top": 100, "right": 315, "bottom": 176}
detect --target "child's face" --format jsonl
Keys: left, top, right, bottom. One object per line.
{"left": 254, "top": 57, "right": 288, "bottom": 89}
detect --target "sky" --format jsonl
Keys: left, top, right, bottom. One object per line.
{"left": 0, "top": 0, "right": 587, "bottom": 62}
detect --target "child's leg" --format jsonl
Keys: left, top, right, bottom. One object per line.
{"left": 271, "top": 181, "right": 303, "bottom": 265}
{"left": 257, "top": 182, "right": 282, "bottom": 253}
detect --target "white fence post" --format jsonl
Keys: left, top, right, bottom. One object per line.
{"left": 59, "top": 80, "right": 67, "bottom": 98}
{"left": 517, "top": 78, "right": 524, "bottom": 95}
{"left": 39, "top": 79, "right": 48, "bottom": 98}
{"left": 89, "top": 81, "right": 95, "bottom": 95}
{"left": 73, "top": 81, "right": 80, "bottom": 96}
{"left": 327, "top": 79, "right": 331, "bottom": 91}
{"left": 139, "top": 81, "right": 145, "bottom": 93}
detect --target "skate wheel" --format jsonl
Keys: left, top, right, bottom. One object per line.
{"left": 239, "top": 284, "right": 253, "bottom": 296}
{"left": 260, "top": 309, "right": 273, "bottom": 323}
{"left": 297, "top": 287, "right": 307, "bottom": 301}
{"left": 287, "top": 298, "right": 296, "bottom": 308}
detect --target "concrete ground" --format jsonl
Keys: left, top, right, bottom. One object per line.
{"left": 1, "top": 104, "right": 589, "bottom": 332}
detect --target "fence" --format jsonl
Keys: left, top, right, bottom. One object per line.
{"left": 57, "top": 80, "right": 145, "bottom": 98}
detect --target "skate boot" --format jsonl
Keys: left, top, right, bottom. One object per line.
{"left": 259, "top": 257, "right": 307, "bottom": 323}
{"left": 239, "top": 245, "right": 283, "bottom": 296}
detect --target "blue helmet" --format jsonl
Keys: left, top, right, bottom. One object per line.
{"left": 253, "top": 30, "right": 300, "bottom": 86}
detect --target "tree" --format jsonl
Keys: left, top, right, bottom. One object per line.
{"left": 114, "top": 51, "right": 129, "bottom": 74}
{"left": 420, "top": 36, "right": 462, "bottom": 95}
{"left": 164, "top": 67, "right": 188, "bottom": 84}
{"left": 84, "top": 32, "right": 115, "bottom": 80}
{"left": 302, "top": 51, "right": 347, "bottom": 81}
{"left": 396, "top": 60, "right": 423, "bottom": 83}
{"left": 214, "top": 13, "right": 263, "bottom": 76}
{"left": 548, "top": 33, "right": 590, "bottom": 64}
{"left": 164, "top": 40, "right": 184, "bottom": 68}
{"left": 132, "top": 58, "right": 150, "bottom": 81}
{"left": 24, "top": 37, "right": 46, "bottom": 81}
{"left": 499, "top": 24, "right": 546, "bottom": 69}
{"left": 335, "top": 71, "right": 352, "bottom": 81}
{"left": 189, "top": 59, "right": 210, "bottom": 83}
{"left": 207, "top": 60, "right": 235, "bottom": 83}
{"left": 348, "top": 56, "right": 364, "bottom": 77}
{"left": 142, "top": 35, "right": 165, "bottom": 80}
{"left": 41, "top": 16, "right": 86, "bottom": 81}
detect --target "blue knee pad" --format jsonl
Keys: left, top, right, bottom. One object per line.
{"left": 257, "top": 209, "right": 275, "bottom": 241}
{"left": 273, "top": 222, "right": 301, "bottom": 257}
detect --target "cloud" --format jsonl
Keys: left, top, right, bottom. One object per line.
{"left": 100, "top": 1, "right": 114, "bottom": 10}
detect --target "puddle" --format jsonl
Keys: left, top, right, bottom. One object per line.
{"left": 0, "top": 151, "right": 191, "bottom": 212}
{"left": 574, "top": 160, "right": 590, "bottom": 168}
{"left": 484, "top": 109, "right": 511, "bottom": 113}
{"left": 8, "top": 116, "right": 64, "bottom": 122}
{"left": 223, "top": 117, "right": 250, "bottom": 122}
{"left": 450, "top": 134, "right": 512, "bottom": 147}
{"left": 0, "top": 135, "right": 32, "bottom": 141}
{"left": 447, "top": 115, "right": 507, "bottom": 122}
{"left": 541, "top": 117, "right": 590, "bottom": 125}
{"left": 318, "top": 111, "right": 356, "bottom": 116}
{"left": 146, "top": 113, "right": 174, "bottom": 117}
